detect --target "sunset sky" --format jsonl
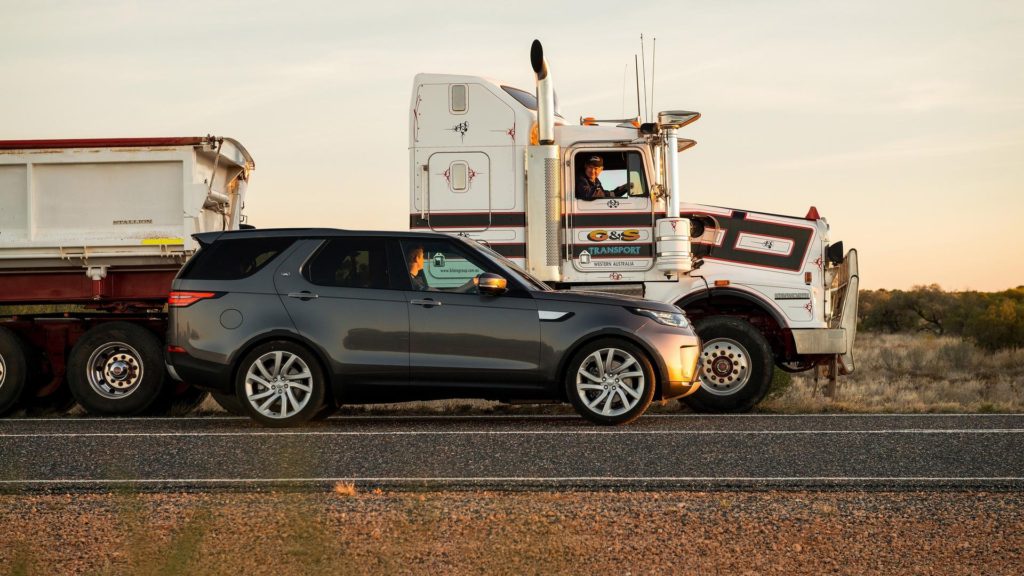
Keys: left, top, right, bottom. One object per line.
{"left": 2, "top": 0, "right": 1021, "bottom": 290}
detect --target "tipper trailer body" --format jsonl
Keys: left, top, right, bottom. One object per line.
{"left": 0, "top": 136, "right": 252, "bottom": 415}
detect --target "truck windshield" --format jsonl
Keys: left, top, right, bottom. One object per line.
{"left": 500, "top": 85, "right": 564, "bottom": 119}
{"left": 459, "top": 238, "right": 551, "bottom": 292}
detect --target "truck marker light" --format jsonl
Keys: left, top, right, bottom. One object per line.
{"left": 168, "top": 291, "right": 216, "bottom": 307}
{"left": 805, "top": 272, "right": 813, "bottom": 285}
{"left": 805, "top": 206, "right": 820, "bottom": 220}
{"left": 714, "top": 280, "right": 730, "bottom": 287}
{"left": 167, "top": 345, "right": 187, "bottom": 354}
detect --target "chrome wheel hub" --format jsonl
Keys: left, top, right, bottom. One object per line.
{"left": 244, "top": 351, "right": 314, "bottom": 420}
{"left": 87, "top": 342, "right": 144, "bottom": 399}
{"left": 575, "top": 348, "right": 645, "bottom": 417}
{"left": 699, "top": 338, "right": 752, "bottom": 396}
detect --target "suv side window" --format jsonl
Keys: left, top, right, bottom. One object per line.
{"left": 400, "top": 238, "right": 505, "bottom": 293}
{"left": 304, "top": 237, "right": 390, "bottom": 289}
{"left": 181, "top": 237, "right": 295, "bottom": 280}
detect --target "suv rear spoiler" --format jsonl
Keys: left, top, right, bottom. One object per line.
{"left": 193, "top": 232, "right": 224, "bottom": 248}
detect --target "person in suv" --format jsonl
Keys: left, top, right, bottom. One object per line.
{"left": 166, "top": 229, "right": 702, "bottom": 427}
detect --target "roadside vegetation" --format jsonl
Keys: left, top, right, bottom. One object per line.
{"left": 760, "top": 285, "right": 1023, "bottom": 413}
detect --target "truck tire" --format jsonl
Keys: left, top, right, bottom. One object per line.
{"left": 0, "top": 327, "right": 29, "bottom": 416}
{"left": 67, "top": 322, "right": 165, "bottom": 416}
{"left": 682, "top": 317, "right": 774, "bottom": 413}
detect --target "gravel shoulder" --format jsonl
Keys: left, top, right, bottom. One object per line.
{"left": 2, "top": 490, "right": 1021, "bottom": 575}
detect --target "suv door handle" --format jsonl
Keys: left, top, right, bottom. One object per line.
{"left": 287, "top": 291, "right": 319, "bottom": 300}
{"left": 410, "top": 298, "right": 442, "bottom": 307}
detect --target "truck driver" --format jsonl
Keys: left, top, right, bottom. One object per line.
{"left": 575, "top": 155, "right": 634, "bottom": 201}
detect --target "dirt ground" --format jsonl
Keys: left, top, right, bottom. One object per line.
{"left": 2, "top": 489, "right": 1021, "bottom": 575}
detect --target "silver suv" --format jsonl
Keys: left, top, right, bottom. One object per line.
{"left": 166, "top": 229, "right": 701, "bottom": 426}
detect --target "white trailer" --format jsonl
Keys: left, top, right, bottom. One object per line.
{"left": 0, "top": 136, "right": 253, "bottom": 416}
{"left": 409, "top": 41, "right": 858, "bottom": 412}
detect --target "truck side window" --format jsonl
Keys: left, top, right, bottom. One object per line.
{"left": 305, "top": 237, "right": 390, "bottom": 289}
{"left": 574, "top": 151, "right": 649, "bottom": 199}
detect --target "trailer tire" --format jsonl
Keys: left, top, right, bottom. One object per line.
{"left": 0, "top": 327, "right": 29, "bottom": 416}
{"left": 211, "top": 391, "right": 247, "bottom": 416}
{"left": 682, "top": 317, "right": 774, "bottom": 413}
{"left": 67, "top": 323, "right": 165, "bottom": 416}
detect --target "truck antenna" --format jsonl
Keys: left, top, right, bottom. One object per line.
{"left": 622, "top": 63, "right": 629, "bottom": 117}
{"left": 635, "top": 54, "right": 642, "bottom": 122}
{"left": 640, "top": 35, "right": 649, "bottom": 122}
{"left": 650, "top": 37, "right": 657, "bottom": 118}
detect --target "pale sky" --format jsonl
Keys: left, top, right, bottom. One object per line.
{"left": 2, "top": 0, "right": 1022, "bottom": 290}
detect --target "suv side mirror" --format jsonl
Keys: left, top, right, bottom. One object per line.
{"left": 477, "top": 273, "right": 508, "bottom": 296}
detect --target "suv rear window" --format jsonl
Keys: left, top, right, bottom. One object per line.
{"left": 181, "top": 237, "right": 295, "bottom": 280}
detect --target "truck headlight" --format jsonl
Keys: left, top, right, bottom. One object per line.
{"left": 632, "top": 308, "right": 689, "bottom": 328}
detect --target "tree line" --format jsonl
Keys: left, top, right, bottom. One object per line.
{"left": 858, "top": 285, "right": 1024, "bottom": 350}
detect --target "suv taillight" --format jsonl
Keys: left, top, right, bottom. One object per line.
{"left": 168, "top": 291, "right": 217, "bottom": 307}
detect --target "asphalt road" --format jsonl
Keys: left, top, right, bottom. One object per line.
{"left": 1, "top": 414, "right": 1022, "bottom": 491}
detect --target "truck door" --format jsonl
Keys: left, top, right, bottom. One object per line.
{"left": 565, "top": 148, "right": 655, "bottom": 280}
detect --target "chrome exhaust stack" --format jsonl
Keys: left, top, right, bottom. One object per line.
{"left": 530, "top": 40, "right": 556, "bottom": 145}
{"left": 526, "top": 40, "right": 562, "bottom": 281}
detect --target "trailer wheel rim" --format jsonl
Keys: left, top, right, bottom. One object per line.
{"left": 699, "top": 338, "right": 752, "bottom": 396}
{"left": 575, "top": 347, "right": 646, "bottom": 417}
{"left": 244, "top": 351, "right": 313, "bottom": 420}
{"left": 0, "top": 355, "right": 6, "bottom": 389}
{"left": 86, "top": 342, "right": 145, "bottom": 400}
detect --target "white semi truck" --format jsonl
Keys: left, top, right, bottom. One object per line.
{"left": 409, "top": 41, "right": 859, "bottom": 411}
{"left": 0, "top": 136, "right": 252, "bottom": 416}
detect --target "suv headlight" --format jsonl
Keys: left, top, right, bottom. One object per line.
{"left": 632, "top": 308, "right": 689, "bottom": 328}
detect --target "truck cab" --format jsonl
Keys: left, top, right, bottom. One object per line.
{"left": 408, "top": 42, "right": 859, "bottom": 412}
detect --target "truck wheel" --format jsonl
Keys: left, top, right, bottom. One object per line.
{"left": 211, "top": 391, "right": 246, "bottom": 416}
{"left": 235, "top": 341, "right": 325, "bottom": 427}
{"left": 67, "top": 323, "right": 165, "bottom": 416}
{"left": 0, "top": 327, "right": 29, "bottom": 416}
{"left": 566, "top": 338, "right": 655, "bottom": 426}
{"left": 682, "top": 317, "right": 774, "bottom": 413}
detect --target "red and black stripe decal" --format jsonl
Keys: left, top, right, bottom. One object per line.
{"left": 486, "top": 243, "right": 527, "bottom": 258}
{"left": 564, "top": 212, "right": 661, "bottom": 228}
{"left": 410, "top": 212, "right": 527, "bottom": 229}
{"left": 686, "top": 211, "right": 813, "bottom": 272}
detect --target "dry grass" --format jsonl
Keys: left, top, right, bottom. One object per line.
{"left": 761, "top": 333, "right": 1024, "bottom": 413}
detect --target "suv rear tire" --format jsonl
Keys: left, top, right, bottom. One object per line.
{"left": 235, "top": 341, "right": 325, "bottom": 427}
